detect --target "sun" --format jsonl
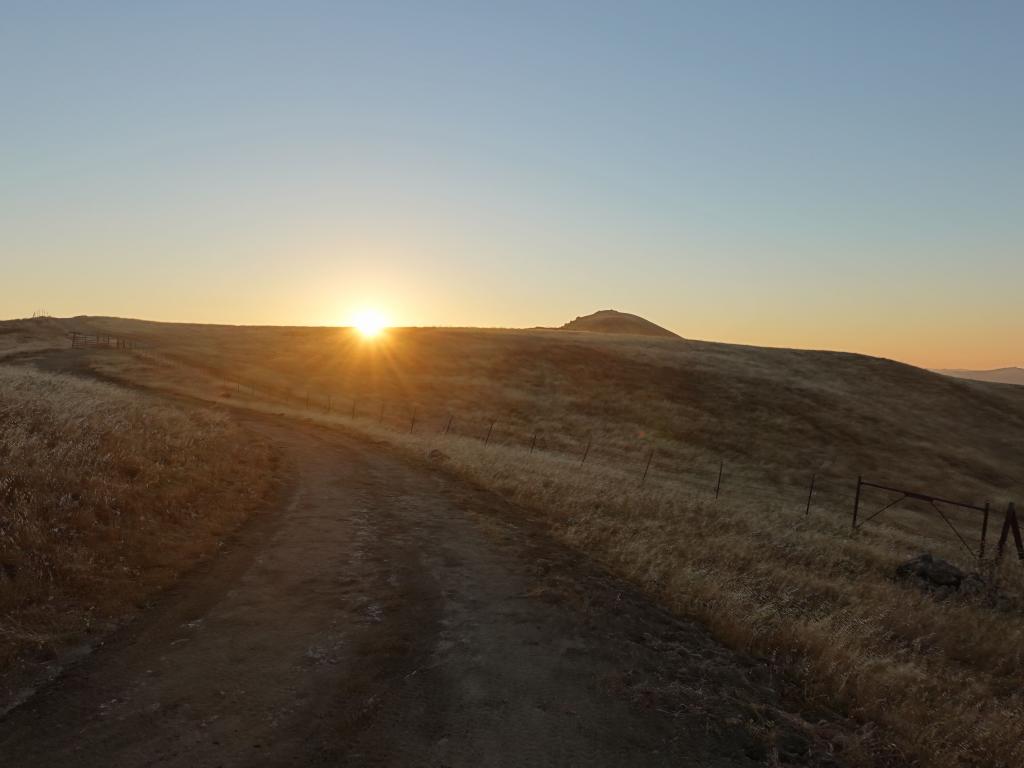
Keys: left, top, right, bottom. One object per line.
{"left": 351, "top": 309, "right": 388, "bottom": 339}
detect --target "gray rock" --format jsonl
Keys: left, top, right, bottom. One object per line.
{"left": 894, "top": 554, "right": 1007, "bottom": 607}
{"left": 895, "top": 553, "right": 964, "bottom": 588}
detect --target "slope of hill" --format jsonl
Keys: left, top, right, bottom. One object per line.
{"left": 0, "top": 316, "right": 74, "bottom": 359}
{"left": 41, "top": 315, "right": 1024, "bottom": 768}
{"left": 0, "top": 342, "right": 277, "bottom": 696}
{"left": 558, "top": 309, "right": 680, "bottom": 338}
{"left": 937, "top": 366, "right": 1024, "bottom": 386}
{"left": 71, "top": 315, "right": 1024, "bottom": 503}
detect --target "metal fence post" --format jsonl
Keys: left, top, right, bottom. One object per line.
{"left": 529, "top": 430, "right": 537, "bottom": 454}
{"left": 805, "top": 473, "right": 816, "bottom": 515}
{"left": 580, "top": 437, "right": 592, "bottom": 465}
{"left": 714, "top": 461, "right": 723, "bottom": 499}
{"left": 484, "top": 419, "right": 495, "bottom": 446}
{"left": 851, "top": 475, "right": 862, "bottom": 530}
{"left": 444, "top": 414, "right": 453, "bottom": 434}
{"left": 980, "top": 501, "right": 990, "bottom": 559}
{"left": 641, "top": 448, "right": 654, "bottom": 485}
{"left": 996, "top": 502, "right": 1023, "bottom": 561}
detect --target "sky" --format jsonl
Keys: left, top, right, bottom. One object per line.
{"left": 1, "top": 1, "right": 1021, "bottom": 369}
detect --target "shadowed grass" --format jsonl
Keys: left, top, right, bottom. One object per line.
{"left": 0, "top": 364, "right": 279, "bottom": 672}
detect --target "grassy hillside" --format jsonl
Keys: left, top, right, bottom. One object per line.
{"left": 76, "top": 315, "right": 1024, "bottom": 505}
{"left": 52, "top": 316, "right": 1024, "bottom": 766}
{"left": 0, "top": 317, "right": 73, "bottom": 360}
{"left": 0, "top": 353, "right": 279, "bottom": 696}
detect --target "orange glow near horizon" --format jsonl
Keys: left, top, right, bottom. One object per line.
{"left": 350, "top": 309, "right": 389, "bottom": 340}
{"left": 5, "top": 4, "right": 1023, "bottom": 376}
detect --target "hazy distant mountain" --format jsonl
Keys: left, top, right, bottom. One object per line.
{"left": 936, "top": 367, "right": 1024, "bottom": 386}
{"left": 558, "top": 310, "right": 680, "bottom": 338}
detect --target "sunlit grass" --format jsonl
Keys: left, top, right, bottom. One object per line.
{"left": 47, "top": 316, "right": 1024, "bottom": 767}
{"left": 0, "top": 363, "right": 278, "bottom": 671}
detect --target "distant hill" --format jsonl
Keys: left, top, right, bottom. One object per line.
{"left": 558, "top": 310, "right": 680, "bottom": 338}
{"left": 936, "top": 367, "right": 1024, "bottom": 386}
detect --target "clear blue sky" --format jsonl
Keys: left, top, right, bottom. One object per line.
{"left": 2, "top": 1, "right": 1021, "bottom": 367}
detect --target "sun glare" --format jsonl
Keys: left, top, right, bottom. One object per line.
{"left": 352, "top": 309, "right": 388, "bottom": 339}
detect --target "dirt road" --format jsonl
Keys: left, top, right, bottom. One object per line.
{"left": 0, "top": 367, "right": 842, "bottom": 765}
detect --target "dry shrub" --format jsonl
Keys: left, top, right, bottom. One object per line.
{"left": 0, "top": 365, "right": 278, "bottom": 668}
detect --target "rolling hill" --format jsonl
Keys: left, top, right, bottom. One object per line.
{"left": 43, "top": 314, "right": 1024, "bottom": 507}
{"left": 558, "top": 309, "right": 680, "bottom": 338}
{"left": 6, "top": 314, "right": 1024, "bottom": 767}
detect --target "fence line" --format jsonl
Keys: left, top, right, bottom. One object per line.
{"left": 68, "top": 331, "right": 139, "bottom": 350}
{"left": 110, "top": 342, "right": 1020, "bottom": 564}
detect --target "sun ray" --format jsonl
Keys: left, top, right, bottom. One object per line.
{"left": 351, "top": 309, "right": 388, "bottom": 339}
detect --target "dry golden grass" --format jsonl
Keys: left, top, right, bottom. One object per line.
{"left": 0, "top": 317, "right": 71, "bottom": 361}
{"left": 0, "top": 362, "right": 279, "bottom": 672}
{"left": 79, "top": 318, "right": 1024, "bottom": 507}
{"left": 64, "top": 316, "right": 1024, "bottom": 766}
{"left": 430, "top": 439, "right": 1024, "bottom": 768}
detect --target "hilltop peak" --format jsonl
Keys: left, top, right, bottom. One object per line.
{"left": 558, "top": 310, "right": 680, "bottom": 338}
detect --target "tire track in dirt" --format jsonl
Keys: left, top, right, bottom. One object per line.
{"left": 0, "top": 362, "right": 846, "bottom": 766}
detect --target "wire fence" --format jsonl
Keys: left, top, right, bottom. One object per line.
{"left": 68, "top": 331, "right": 139, "bottom": 350}
{"left": 103, "top": 340, "right": 1022, "bottom": 565}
